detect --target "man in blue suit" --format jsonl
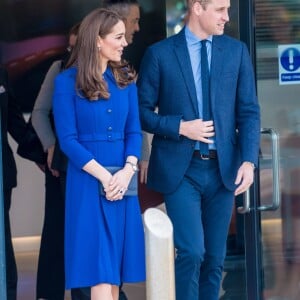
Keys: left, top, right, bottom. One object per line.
{"left": 137, "top": 0, "right": 260, "bottom": 299}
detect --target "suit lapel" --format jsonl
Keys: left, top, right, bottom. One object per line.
{"left": 173, "top": 29, "right": 199, "bottom": 117}
{"left": 210, "top": 36, "right": 225, "bottom": 113}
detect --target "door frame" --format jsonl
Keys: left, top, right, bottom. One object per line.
{"left": 239, "top": 1, "right": 264, "bottom": 299}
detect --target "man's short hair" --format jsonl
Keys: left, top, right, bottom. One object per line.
{"left": 103, "top": 0, "right": 139, "bottom": 20}
{"left": 186, "top": 0, "right": 210, "bottom": 9}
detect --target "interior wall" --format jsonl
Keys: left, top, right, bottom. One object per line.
{"left": 9, "top": 114, "right": 44, "bottom": 238}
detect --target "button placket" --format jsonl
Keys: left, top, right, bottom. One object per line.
{"left": 107, "top": 107, "right": 113, "bottom": 140}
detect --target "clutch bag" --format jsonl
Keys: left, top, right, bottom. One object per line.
{"left": 99, "top": 166, "right": 138, "bottom": 196}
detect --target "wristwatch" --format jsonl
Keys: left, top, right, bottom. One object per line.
{"left": 244, "top": 161, "right": 255, "bottom": 170}
{"left": 126, "top": 161, "right": 139, "bottom": 172}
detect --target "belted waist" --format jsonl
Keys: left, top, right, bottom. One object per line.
{"left": 78, "top": 132, "right": 124, "bottom": 142}
{"left": 193, "top": 150, "right": 217, "bottom": 160}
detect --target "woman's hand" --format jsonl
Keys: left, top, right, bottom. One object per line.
{"left": 104, "top": 165, "right": 134, "bottom": 201}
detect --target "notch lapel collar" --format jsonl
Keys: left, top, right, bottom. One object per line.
{"left": 210, "top": 36, "right": 225, "bottom": 112}
{"left": 173, "top": 29, "right": 199, "bottom": 117}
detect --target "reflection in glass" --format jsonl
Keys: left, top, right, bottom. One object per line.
{"left": 256, "top": 1, "right": 300, "bottom": 299}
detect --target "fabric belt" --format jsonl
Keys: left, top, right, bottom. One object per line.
{"left": 193, "top": 150, "right": 217, "bottom": 160}
{"left": 78, "top": 132, "right": 124, "bottom": 142}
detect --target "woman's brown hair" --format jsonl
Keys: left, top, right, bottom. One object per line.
{"left": 66, "top": 8, "right": 136, "bottom": 100}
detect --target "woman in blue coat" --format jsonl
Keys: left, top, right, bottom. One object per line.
{"left": 53, "top": 8, "right": 145, "bottom": 300}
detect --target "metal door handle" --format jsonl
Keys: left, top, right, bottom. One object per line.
{"left": 258, "top": 128, "right": 280, "bottom": 211}
{"left": 238, "top": 128, "right": 280, "bottom": 214}
{"left": 237, "top": 188, "right": 250, "bottom": 214}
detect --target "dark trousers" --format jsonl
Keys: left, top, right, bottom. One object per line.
{"left": 4, "top": 189, "right": 18, "bottom": 300}
{"left": 164, "top": 157, "right": 234, "bottom": 300}
{"left": 36, "top": 166, "right": 65, "bottom": 299}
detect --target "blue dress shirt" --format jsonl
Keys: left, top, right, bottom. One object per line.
{"left": 185, "top": 26, "right": 215, "bottom": 150}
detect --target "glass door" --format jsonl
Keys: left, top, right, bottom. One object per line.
{"left": 224, "top": 1, "right": 300, "bottom": 299}
{"left": 255, "top": 0, "right": 300, "bottom": 299}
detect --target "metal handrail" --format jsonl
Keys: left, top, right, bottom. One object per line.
{"left": 238, "top": 128, "right": 280, "bottom": 214}
{"left": 258, "top": 128, "right": 280, "bottom": 211}
{"left": 238, "top": 188, "right": 251, "bottom": 214}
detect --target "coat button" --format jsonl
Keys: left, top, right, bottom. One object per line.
{"left": 108, "top": 126, "right": 112, "bottom": 131}
{"left": 107, "top": 109, "right": 112, "bottom": 113}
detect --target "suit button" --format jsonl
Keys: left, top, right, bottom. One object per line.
{"left": 107, "top": 109, "right": 112, "bottom": 113}
{"left": 108, "top": 126, "right": 112, "bottom": 131}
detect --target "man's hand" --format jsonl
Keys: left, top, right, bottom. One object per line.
{"left": 179, "top": 119, "right": 214, "bottom": 142}
{"left": 47, "top": 145, "right": 59, "bottom": 177}
{"left": 139, "top": 160, "right": 149, "bottom": 184}
{"left": 234, "top": 162, "right": 255, "bottom": 196}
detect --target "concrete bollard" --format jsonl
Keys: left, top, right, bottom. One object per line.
{"left": 144, "top": 208, "right": 175, "bottom": 300}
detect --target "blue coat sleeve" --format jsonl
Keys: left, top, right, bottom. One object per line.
{"left": 53, "top": 71, "right": 94, "bottom": 170}
{"left": 137, "top": 46, "right": 183, "bottom": 140}
{"left": 235, "top": 42, "right": 260, "bottom": 165}
{"left": 124, "top": 83, "right": 142, "bottom": 159}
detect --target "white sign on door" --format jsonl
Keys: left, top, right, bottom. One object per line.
{"left": 278, "top": 44, "right": 300, "bottom": 85}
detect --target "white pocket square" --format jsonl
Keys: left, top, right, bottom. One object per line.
{"left": 0, "top": 85, "right": 6, "bottom": 94}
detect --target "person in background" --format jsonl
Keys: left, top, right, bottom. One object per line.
{"left": 103, "top": 0, "right": 140, "bottom": 45}
{"left": 0, "top": 65, "right": 43, "bottom": 300}
{"left": 31, "top": 23, "right": 80, "bottom": 300}
{"left": 137, "top": 0, "right": 260, "bottom": 299}
{"left": 103, "top": 0, "right": 150, "bottom": 185}
{"left": 53, "top": 8, "right": 145, "bottom": 300}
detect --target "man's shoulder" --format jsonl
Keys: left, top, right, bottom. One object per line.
{"left": 214, "top": 34, "right": 245, "bottom": 48}
{"left": 147, "top": 32, "right": 183, "bottom": 55}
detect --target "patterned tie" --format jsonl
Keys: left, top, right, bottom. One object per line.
{"left": 199, "top": 39, "right": 211, "bottom": 155}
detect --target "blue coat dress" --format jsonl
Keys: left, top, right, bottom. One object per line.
{"left": 53, "top": 67, "right": 145, "bottom": 289}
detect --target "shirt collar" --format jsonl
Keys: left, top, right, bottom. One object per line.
{"left": 185, "top": 26, "right": 213, "bottom": 46}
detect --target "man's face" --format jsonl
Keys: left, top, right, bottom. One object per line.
{"left": 196, "top": 0, "right": 230, "bottom": 37}
{"left": 124, "top": 5, "right": 140, "bottom": 44}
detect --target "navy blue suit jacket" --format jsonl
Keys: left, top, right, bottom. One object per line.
{"left": 137, "top": 28, "right": 260, "bottom": 194}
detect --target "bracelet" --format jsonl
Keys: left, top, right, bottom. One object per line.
{"left": 125, "top": 161, "right": 139, "bottom": 172}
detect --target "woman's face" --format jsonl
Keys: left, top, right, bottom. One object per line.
{"left": 98, "top": 20, "right": 128, "bottom": 66}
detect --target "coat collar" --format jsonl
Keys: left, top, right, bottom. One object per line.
{"left": 210, "top": 36, "right": 225, "bottom": 108}
{"left": 172, "top": 30, "right": 226, "bottom": 114}
{"left": 173, "top": 28, "right": 199, "bottom": 116}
